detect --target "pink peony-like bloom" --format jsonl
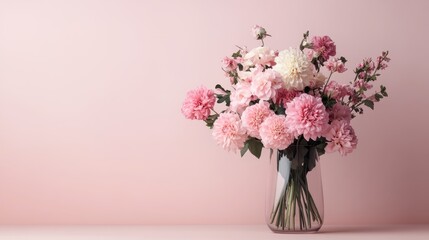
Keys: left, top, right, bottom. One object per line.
{"left": 274, "top": 88, "right": 301, "bottom": 108}
{"left": 250, "top": 68, "right": 283, "bottom": 101}
{"left": 325, "top": 81, "right": 351, "bottom": 100}
{"left": 285, "top": 93, "right": 330, "bottom": 141}
{"left": 325, "top": 120, "right": 358, "bottom": 156}
{"left": 181, "top": 86, "right": 216, "bottom": 120}
{"left": 326, "top": 57, "right": 347, "bottom": 73}
{"left": 259, "top": 114, "right": 294, "bottom": 150}
{"left": 308, "top": 72, "right": 327, "bottom": 88}
{"left": 230, "top": 81, "right": 253, "bottom": 114}
{"left": 221, "top": 56, "right": 238, "bottom": 72}
{"left": 243, "top": 47, "right": 277, "bottom": 67}
{"left": 311, "top": 36, "right": 336, "bottom": 61}
{"left": 329, "top": 102, "right": 352, "bottom": 123}
{"left": 212, "top": 112, "right": 248, "bottom": 152}
{"left": 241, "top": 101, "right": 274, "bottom": 138}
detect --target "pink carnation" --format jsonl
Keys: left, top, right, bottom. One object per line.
{"left": 325, "top": 120, "right": 358, "bottom": 156}
{"left": 311, "top": 36, "right": 336, "bottom": 61}
{"left": 241, "top": 101, "right": 274, "bottom": 138}
{"left": 181, "top": 86, "right": 216, "bottom": 120}
{"left": 250, "top": 68, "right": 283, "bottom": 101}
{"left": 259, "top": 115, "right": 294, "bottom": 150}
{"left": 329, "top": 102, "right": 352, "bottom": 123}
{"left": 326, "top": 57, "right": 347, "bottom": 73}
{"left": 274, "top": 88, "right": 301, "bottom": 108}
{"left": 212, "top": 112, "right": 248, "bottom": 152}
{"left": 285, "top": 93, "right": 329, "bottom": 141}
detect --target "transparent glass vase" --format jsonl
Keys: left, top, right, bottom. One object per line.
{"left": 265, "top": 147, "right": 324, "bottom": 233}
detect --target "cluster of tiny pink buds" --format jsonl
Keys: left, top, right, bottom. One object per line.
{"left": 356, "top": 58, "right": 376, "bottom": 79}
{"left": 376, "top": 51, "right": 390, "bottom": 70}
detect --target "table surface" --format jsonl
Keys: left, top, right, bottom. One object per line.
{"left": 0, "top": 225, "right": 428, "bottom": 240}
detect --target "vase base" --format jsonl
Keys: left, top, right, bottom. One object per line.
{"left": 268, "top": 226, "right": 321, "bottom": 234}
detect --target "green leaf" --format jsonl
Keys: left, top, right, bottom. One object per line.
{"left": 292, "top": 144, "right": 308, "bottom": 170}
{"left": 204, "top": 114, "right": 219, "bottom": 129}
{"left": 246, "top": 138, "right": 263, "bottom": 159}
{"left": 240, "top": 142, "right": 249, "bottom": 157}
{"left": 322, "top": 95, "right": 337, "bottom": 109}
{"left": 303, "top": 30, "right": 309, "bottom": 38}
{"left": 275, "top": 105, "right": 285, "bottom": 115}
{"left": 374, "top": 93, "right": 383, "bottom": 101}
{"left": 363, "top": 99, "right": 374, "bottom": 110}
{"left": 304, "top": 86, "right": 311, "bottom": 93}
{"left": 231, "top": 50, "right": 242, "bottom": 59}
{"left": 215, "top": 84, "right": 226, "bottom": 91}
{"left": 307, "top": 146, "right": 317, "bottom": 172}
{"left": 216, "top": 92, "right": 231, "bottom": 107}
{"left": 315, "top": 141, "right": 327, "bottom": 156}
{"left": 237, "top": 63, "right": 243, "bottom": 71}
{"left": 380, "top": 85, "right": 388, "bottom": 97}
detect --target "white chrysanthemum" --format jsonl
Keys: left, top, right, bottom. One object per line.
{"left": 273, "top": 48, "right": 314, "bottom": 91}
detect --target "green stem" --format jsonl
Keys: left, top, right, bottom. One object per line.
{"left": 322, "top": 71, "right": 334, "bottom": 94}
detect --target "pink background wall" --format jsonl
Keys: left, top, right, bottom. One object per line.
{"left": 0, "top": 0, "right": 428, "bottom": 225}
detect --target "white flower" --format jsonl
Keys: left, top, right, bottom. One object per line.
{"left": 273, "top": 48, "right": 314, "bottom": 91}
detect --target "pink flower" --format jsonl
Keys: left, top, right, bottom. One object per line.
{"left": 259, "top": 115, "right": 294, "bottom": 150}
{"left": 274, "top": 88, "right": 301, "bottom": 108}
{"left": 325, "top": 120, "right": 358, "bottom": 156}
{"left": 230, "top": 81, "right": 252, "bottom": 114}
{"left": 308, "top": 72, "right": 327, "bottom": 88}
{"left": 326, "top": 57, "right": 347, "bottom": 73}
{"left": 285, "top": 93, "right": 329, "bottom": 141}
{"left": 252, "top": 25, "right": 268, "bottom": 40}
{"left": 305, "top": 49, "right": 316, "bottom": 60}
{"left": 212, "top": 112, "right": 248, "bottom": 152}
{"left": 329, "top": 102, "right": 352, "bottom": 123}
{"left": 241, "top": 101, "right": 274, "bottom": 138}
{"left": 250, "top": 68, "right": 283, "bottom": 101}
{"left": 354, "top": 79, "right": 373, "bottom": 91}
{"left": 243, "top": 47, "right": 277, "bottom": 67}
{"left": 311, "top": 36, "right": 336, "bottom": 61}
{"left": 221, "top": 56, "right": 237, "bottom": 72}
{"left": 325, "top": 81, "right": 351, "bottom": 100}
{"left": 181, "top": 86, "right": 216, "bottom": 120}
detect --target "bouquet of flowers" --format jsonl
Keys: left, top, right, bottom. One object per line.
{"left": 181, "top": 25, "right": 390, "bottom": 231}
